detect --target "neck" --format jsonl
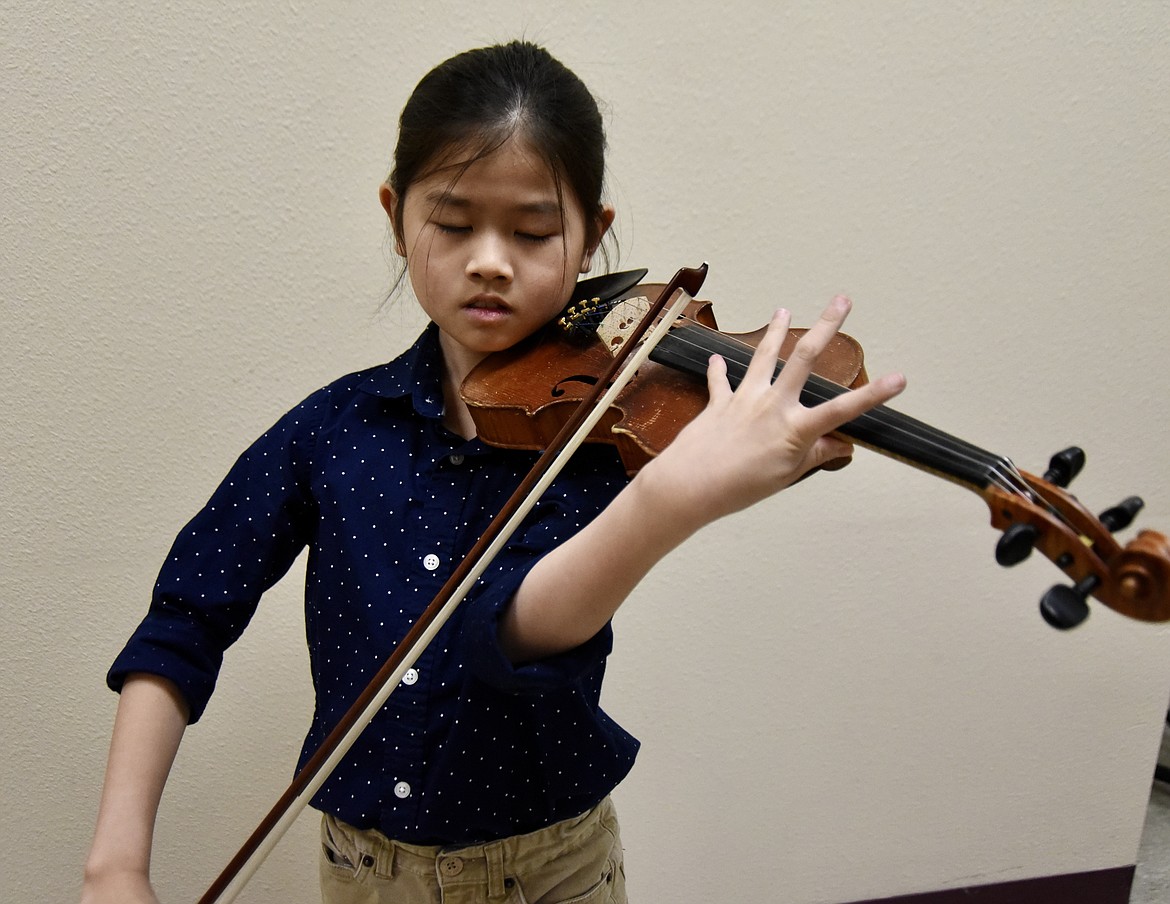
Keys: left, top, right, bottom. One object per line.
{"left": 650, "top": 321, "right": 1015, "bottom": 492}
{"left": 436, "top": 333, "right": 484, "bottom": 440}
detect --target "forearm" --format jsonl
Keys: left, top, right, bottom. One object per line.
{"left": 500, "top": 462, "right": 702, "bottom": 662}
{"left": 84, "top": 673, "right": 189, "bottom": 883}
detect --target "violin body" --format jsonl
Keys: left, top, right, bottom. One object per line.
{"left": 463, "top": 284, "right": 868, "bottom": 473}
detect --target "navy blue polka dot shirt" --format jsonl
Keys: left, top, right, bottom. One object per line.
{"left": 108, "top": 324, "right": 640, "bottom": 844}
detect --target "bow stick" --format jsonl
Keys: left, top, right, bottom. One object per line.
{"left": 197, "top": 263, "right": 709, "bottom": 904}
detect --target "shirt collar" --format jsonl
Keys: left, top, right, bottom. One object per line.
{"left": 357, "top": 322, "right": 446, "bottom": 419}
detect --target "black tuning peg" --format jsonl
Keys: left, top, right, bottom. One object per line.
{"left": 996, "top": 523, "right": 1039, "bottom": 566}
{"left": 1039, "top": 575, "right": 1099, "bottom": 630}
{"left": 1043, "top": 446, "right": 1086, "bottom": 488}
{"left": 1098, "top": 496, "right": 1144, "bottom": 532}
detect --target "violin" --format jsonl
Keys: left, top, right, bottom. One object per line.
{"left": 462, "top": 267, "right": 1170, "bottom": 631}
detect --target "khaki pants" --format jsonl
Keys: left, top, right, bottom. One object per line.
{"left": 318, "top": 797, "right": 627, "bottom": 904}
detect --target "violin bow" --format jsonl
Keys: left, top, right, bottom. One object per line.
{"left": 196, "top": 264, "right": 708, "bottom": 904}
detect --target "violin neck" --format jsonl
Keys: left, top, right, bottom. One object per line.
{"left": 650, "top": 323, "right": 1012, "bottom": 492}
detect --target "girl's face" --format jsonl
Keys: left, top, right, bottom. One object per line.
{"left": 383, "top": 136, "right": 613, "bottom": 383}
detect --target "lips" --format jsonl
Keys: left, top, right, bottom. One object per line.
{"left": 463, "top": 294, "right": 514, "bottom": 325}
{"left": 465, "top": 293, "right": 511, "bottom": 312}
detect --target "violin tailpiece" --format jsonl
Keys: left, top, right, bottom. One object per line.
{"left": 593, "top": 296, "right": 651, "bottom": 355}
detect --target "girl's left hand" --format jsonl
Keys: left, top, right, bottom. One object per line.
{"left": 635, "top": 295, "right": 906, "bottom": 531}
{"left": 505, "top": 295, "right": 904, "bottom": 662}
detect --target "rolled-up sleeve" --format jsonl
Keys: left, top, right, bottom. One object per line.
{"left": 459, "top": 446, "right": 629, "bottom": 693}
{"left": 107, "top": 393, "right": 323, "bottom": 722}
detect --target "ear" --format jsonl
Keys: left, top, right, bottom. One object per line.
{"left": 580, "top": 204, "right": 616, "bottom": 273}
{"left": 379, "top": 183, "right": 407, "bottom": 256}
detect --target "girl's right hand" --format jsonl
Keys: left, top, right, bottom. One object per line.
{"left": 81, "top": 867, "right": 160, "bottom": 904}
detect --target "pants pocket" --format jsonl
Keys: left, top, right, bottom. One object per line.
{"left": 514, "top": 858, "right": 622, "bottom": 904}
{"left": 320, "top": 814, "right": 373, "bottom": 881}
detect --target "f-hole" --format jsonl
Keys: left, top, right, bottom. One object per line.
{"left": 551, "top": 375, "right": 599, "bottom": 398}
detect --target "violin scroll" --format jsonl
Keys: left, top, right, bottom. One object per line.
{"left": 985, "top": 449, "right": 1170, "bottom": 627}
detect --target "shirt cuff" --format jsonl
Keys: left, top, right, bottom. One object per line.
{"left": 460, "top": 555, "right": 613, "bottom": 694}
{"left": 106, "top": 610, "right": 225, "bottom": 723}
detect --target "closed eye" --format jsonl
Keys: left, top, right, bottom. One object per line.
{"left": 516, "top": 232, "right": 555, "bottom": 243}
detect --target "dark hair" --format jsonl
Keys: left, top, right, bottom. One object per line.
{"left": 388, "top": 41, "right": 613, "bottom": 268}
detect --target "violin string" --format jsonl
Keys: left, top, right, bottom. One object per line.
{"left": 695, "top": 320, "right": 1037, "bottom": 502}
{"left": 648, "top": 314, "right": 1042, "bottom": 505}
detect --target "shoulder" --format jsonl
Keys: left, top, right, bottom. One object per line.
{"left": 283, "top": 332, "right": 432, "bottom": 432}
{"left": 244, "top": 356, "right": 415, "bottom": 467}
{"left": 301, "top": 326, "right": 439, "bottom": 417}
{"left": 301, "top": 363, "right": 396, "bottom": 411}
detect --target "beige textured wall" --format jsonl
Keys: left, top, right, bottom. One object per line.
{"left": 4, "top": 2, "right": 1169, "bottom": 902}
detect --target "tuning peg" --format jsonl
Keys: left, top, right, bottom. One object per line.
{"left": 1039, "top": 575, "right": 1099, "bottom": 630}
{"left": 996, "top": 523, "right": 1039, "bottom": 566}
{"left": 1098, "top": 496, "right": 1144, "bottom": 532}
{"left": 1043, "top": 446, "right": 1086, "bottom": 488}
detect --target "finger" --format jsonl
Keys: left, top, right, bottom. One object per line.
{"left": 741, "top": 308, "right": 792, "bottom": 387}
{"left": 705, "top": 352, "right": 732, "bottom": 406}
{"left": 773, "top": 296, "right": 851, "bottom": 392}
{"left": 802, "top": 371, "right": 907, "bottom": 438}
{"left": 810, "top": 436, "right": 856, "bottom": 468}
{"left": 790, "top": 437, "right": 857, "bottom": 483}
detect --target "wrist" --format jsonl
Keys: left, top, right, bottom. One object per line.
{"left": 84, "top": 848, "right": 150, "bottom": 883}
{"left": 627, "top": 458, "right": 717, "bottom": 545}
{"left": 81, "top": 862, "right": 157, "bottom": 904}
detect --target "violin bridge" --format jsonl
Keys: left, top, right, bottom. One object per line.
{"left": 595, "top": 296, "right": 651, "bottom": 357}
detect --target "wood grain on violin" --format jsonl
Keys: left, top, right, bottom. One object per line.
{"left": 463, "top": 270, "right": 1170, "bottom": 629}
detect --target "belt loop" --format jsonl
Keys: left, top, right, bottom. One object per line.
{"left": 485, "top": 841, "right": 507, "bottom": 899}
{"left": 381, "top": 839, "right": 397, "bottom": 879}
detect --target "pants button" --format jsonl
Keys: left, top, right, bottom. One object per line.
{"left": 440, "top": 855, "right": 464, "bottom": 876}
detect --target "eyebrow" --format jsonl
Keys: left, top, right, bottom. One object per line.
{"left": 424, "top": 190, "right": 561, "bottom": 216}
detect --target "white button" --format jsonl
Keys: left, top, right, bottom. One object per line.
{"left": 394, "top": 781, "right": 411, "bottom": 799}
{"left": 423, "top": 554, "right": 440, "bottom": 571}
{"left": 402, "top": 668, "right": 419, "bottom": 685}
{"left": 449, "top": 453, "right": 465, "bottom": 465}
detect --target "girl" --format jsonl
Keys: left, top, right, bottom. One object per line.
{"left": 82, "top": 41, "right": 904, "bottom": 904}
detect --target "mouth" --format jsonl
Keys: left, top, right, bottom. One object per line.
{"left": 464, "top": 294, "right": 512, "bottom": 317}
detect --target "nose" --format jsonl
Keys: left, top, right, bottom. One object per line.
{"left": 466, "top": 231, "right": 513, "bottom": 283}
